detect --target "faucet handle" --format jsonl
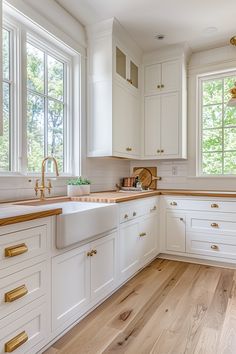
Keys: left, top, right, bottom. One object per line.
{"left": 47, "top": 179, "right": 52, "bottom": 194}
{"left": 34, "top": 179, "right": 39, "bottom": 196}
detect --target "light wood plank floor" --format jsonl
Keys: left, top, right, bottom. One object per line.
{"left": 44, "top": 259, "right": 236, "bottom": 354}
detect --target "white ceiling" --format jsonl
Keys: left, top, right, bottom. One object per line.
{"left": 56, "top": 0, "right": 236, "bottom": 52}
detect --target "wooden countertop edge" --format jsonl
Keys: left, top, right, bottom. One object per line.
{"left": 159, "top": 190, "right": 236, "bottom": 198}
{"left": 71, "top": 191, "right": 160, "bottom": 203}
{"left": 0, "top": 208, "right": 62, "bottom": 227}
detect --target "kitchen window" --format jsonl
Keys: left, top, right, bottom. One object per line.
{"left": 0, "top": 11, "right": 78, "bottom": 175}
{"left": 199, "top": 71, "right": 236, "bottom": 175}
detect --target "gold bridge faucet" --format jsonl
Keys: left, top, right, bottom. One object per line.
{"left": 34, "top": 157, "right": 59, "bottom": 200}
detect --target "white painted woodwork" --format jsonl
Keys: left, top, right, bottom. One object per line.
{"left": 90, "top": 232, "right": 117, "bottom": 300}
{"left": 52, "top": 243, "right": 90, "bottom": 330}
{"left": 160, "top": 92, "right": 179, "bottom": 156}
{"left": 166, "top": 211, "right": 186, "bottom": 252}
{"left": 0, "top": 0, "right": 2, "bottom": 136}
{"left": 0, "top": 224, "right": 48, "bottom": 271}
{"left": 161, "top": 60, "right": 181, "bottom": 92}
{"left": 0, "top": 261, "right": 48, "bottom": 320}
{"left": 119, "top": 221, "right": 140, "bottom": 281}
{"left": 144, "top": 95, "right": 161, "bottom": 156}
{"left": 0, "top": 299, "right": 48, "bottom": 354}
{"left": 139, "top": 214, "right": 158, "bottom": 265}
{"left": 87, "top": 18, "right": 142, "bottom": 158}
{"left": 164, "top": 197, "right": 236, "bottom": 213}
{"left": 144, "top": 63, "right": 162, "bottom": 95}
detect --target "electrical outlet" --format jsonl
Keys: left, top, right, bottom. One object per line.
{"left": 172, "top": 166, "right": 178, "bottom": 175}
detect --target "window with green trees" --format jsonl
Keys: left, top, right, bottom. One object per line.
{"left": 200, "top": 73, "right": 236, "bottom": 175}
{"left": 0, "top": 15, "right": 74, "bottom": 175}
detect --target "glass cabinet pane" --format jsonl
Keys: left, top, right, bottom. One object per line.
{"left": 130, "top": 61, "right": 138, "bottom": 88}
{"left": 116, "top": 47, "right": 126, "bottom": 79}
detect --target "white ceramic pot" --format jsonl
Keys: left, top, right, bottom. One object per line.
{"left": 67, "top": 185, "right": 90, "bottom": 197}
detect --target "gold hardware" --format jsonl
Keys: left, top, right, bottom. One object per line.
{"left": 87, "top": 250, "right": 97, "bottom": 257}
{"left": 211, "top": 244, "right": 219, "bottom": 250}
{"left": 34, "top": 156, "right": 59, "bottom": 200}
{"left": 126, "top": 147, "right": 132, "bottom": 152}
{"left": 211, "top": 222, "right": 219, "bottom": 228}
{"left": 150, "top": 206, "right": 157, "bottom": 212}
{"left": 5, "top": 243, "right": 28, "bottom": 258}
{"left": 157, "top": 149, "right": 160, "bottom": 153}
{"left": 127, "top": 78, "right": 133, "bottom": 84}
{"left": 133, "top": 211, "right": 137, "bottom": 216}
{"left": 180, "top": 218, "right": 184, "bottom": 221}
{"left": 170, "top": 201, "right": 177, "bottom": 206}
{"left": 211, "top": 203, "right": 219, "bottom": 208}
{"left": 91, "top": 249, "right": 97, "bottom": 255}
{"left": 5, "top": 285, "right": 28, "bottom": 303}
{"left": 230, "top": 36, "right": 236, "bottom": 46}
{"left": 161, "top": 84, "right": 164, "bottom": 88}
{"left": 124, "top": 214, "right": 129, "bottom": 219}
{"left": 139, "top": 232, "right": 147, "bottom": 237}
{"left": 157, "top": 85, "right": 161, "bottom": 89}
{"left": 160, "top": 149, "right": 164, "bottom": 153}
{"left": 5, "top": 331, "right": 28, "bottom": 352}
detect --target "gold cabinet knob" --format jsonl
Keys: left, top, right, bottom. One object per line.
{"left": 157, "top": 149, "right": 160, "bottom": 153}
{"left": 5, "top": 243, "right": 28, "bottom": 258}
{"left": 91, "top": 249, "right": 97, "bottom": 255}
{"left": 133, "top": 211, "right": 137, "bottom": 216}
{"left": 124, "top": 214, "right": 129, "bottom": 219}
{"left": 211, "top": 203, "right": 219, "bottom": 208}
{"left": 161, "top": 84, "right": 164, "bottom": 88}
{"left": 139, "top": 232, "right": 147, "bottom": 237}
{"left": 87, "top": 251, "right": 93, "bottom": 257}
{"left": 211, "top": 222, "right": 219, "bottom": 228}
{"left": 160, "top": 149, "right": 164, "bottom": 153}
{"left": 157, "top": 85, "right": 161, "bottom": 89}
{"left": 5, "top": 331, "right": 28, "bottom": 352}
{"left": 211, "top": 244, "right": 219, "bottom": 250}
{"left": 150, "top": 206, "right": 157, "bottom": 212}
{"left": 126, "top": 147, "right": 132, "bottom": 152}
{"left": 170, "top": 201, "right": 177, "bottom": 206}
{"left": 127, "top": 78, "right": 133, "bottom": 84}
{"left": 180, "top": 218, "right": 184, "bottom": 221}
{"left": 5, "top": 285, "right": 28, "bottom": 303}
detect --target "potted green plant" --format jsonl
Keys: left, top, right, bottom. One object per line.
{"left": 67, "top": 177, "right": 91, "bottom": 197}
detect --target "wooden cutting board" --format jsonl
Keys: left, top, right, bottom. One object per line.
{"left": 133, "top": 167, "right": 158, "bottom": 189}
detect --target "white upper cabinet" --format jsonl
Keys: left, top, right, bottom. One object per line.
{"left": 143, "top": 48, "right": 189, "bottom": 159}
{"left": 87, "top": 18, "right": 142, "bottom": 158}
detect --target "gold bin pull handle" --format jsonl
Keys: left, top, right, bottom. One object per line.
{"left": 5, "top": 285, "right": 28, "bottom": 303}
{"left": 5, "top": 243, "right": 28, "bottom": 258}
{"left": 211, "top": 203, "right": 219, "bottom": 208}
{"left": 5, "top": 331, "right": 28, "bottom": 352}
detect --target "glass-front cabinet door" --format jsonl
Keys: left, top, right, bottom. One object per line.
{"left": 116, "top": 47, "right": 126, "bottom": 80}
{"left": 116, "top": 46, "right": 139, "bottom": 89}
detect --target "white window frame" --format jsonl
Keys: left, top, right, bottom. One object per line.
{"left": 1, "top": 10, "right": 79, "bottom": 177}
{"left": 197, "top": 69, "right": 236, "bottom": 177}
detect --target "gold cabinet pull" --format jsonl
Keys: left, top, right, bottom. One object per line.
{"left": 133, "top": 211, "right": 137, "bottom": 216}
{"left": 139, "top": 232, "right": 147, "bottom": 237}
{"left": 5, "top": 285, "right": 28, "bottom": 303}
{"left": 91, "top": 249, "right": 97, "bottom": 255}
{"left": 161, "top": 84, "right": 164, "bottom": 88}
{"left": 170, "top": 201, "right": 177, "bottom": 206}
{"left": 211, "top": 244, "right": 219, "bottom": 250}
{"left": 124, "top": 214, "right": 129, "bottom": 219}
{"left": 126, "top": 147, "right": 132, "bottom": 152}
{"left": 160, "top": 149, "right": 164, "bottom": 153}
{"left": 157, "top": 149, "right": 160, "bottom": 153}
{"left": 157, "top": 85, "right": 161, "bottom": 89}
{"left": 5, "top": 331, "right": 28, "bottom": 352}
{"left": 150, "top": 206, "right": 157, "bottom": 212}
{"left": 211, "top": 203, "right": 219, "bottom": 208}
{"left": 211, "top": 222, "right": 219, "bottom": 228}
{"left": 127, "top": 78, "right": 133, "bottom": 84}
{"left": 87, "top": 250, "right": 97, "bottom": 257}
{"left": 5, "top": 243, "right": 28, "bottom": 258}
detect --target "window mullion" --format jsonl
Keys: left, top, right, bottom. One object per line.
{"left": 44, "top": 52, "right": 48, "bottom": 161}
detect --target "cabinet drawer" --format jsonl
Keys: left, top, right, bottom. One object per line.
{"left": 187, "top": 213, "right": 236, "bottom": 236}
{"left": 0, "top": 225, "right": 48, "bottom": 271}
{"left": 0, "top": 300, "right": 48, "bottom": 354}
{"left": 0, "top": 262, "right": 48, "bottom": 321}
{"left": 119, "top": 204, "right": 141, "bottom": 223}
{"left": 187, "top": 233, "right": 236, "bottom": 260}
{"left": 164, "top": 197, "right": 236, "bottom": 213}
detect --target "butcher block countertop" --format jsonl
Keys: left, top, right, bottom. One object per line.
{"left": 0, "top": 204, "right": 62, "bottom": 227}
{"left": 73, "top": 189, "right": 236, "bottom": 203}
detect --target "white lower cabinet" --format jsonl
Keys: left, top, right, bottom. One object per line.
{"left": 139, "top": 214, "right": 158, "bottom": 265}
{"left": 52, "top": 243, "right": 90, "bottom": 331}
{"left": 90, "top": 232, "right": 117, "bottom": 301}
{"left": 166, "top": 212, "right": 186, "bottom": 252}
{"left": 52, "top": 231, "right": 117, "bottom": 331}
{"left": 120, "top": 221, "right": 140, "bottom": 282}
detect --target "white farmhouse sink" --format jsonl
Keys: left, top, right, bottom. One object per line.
{"left": 54, "top": 202, "right": 118, "bottom": 249}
